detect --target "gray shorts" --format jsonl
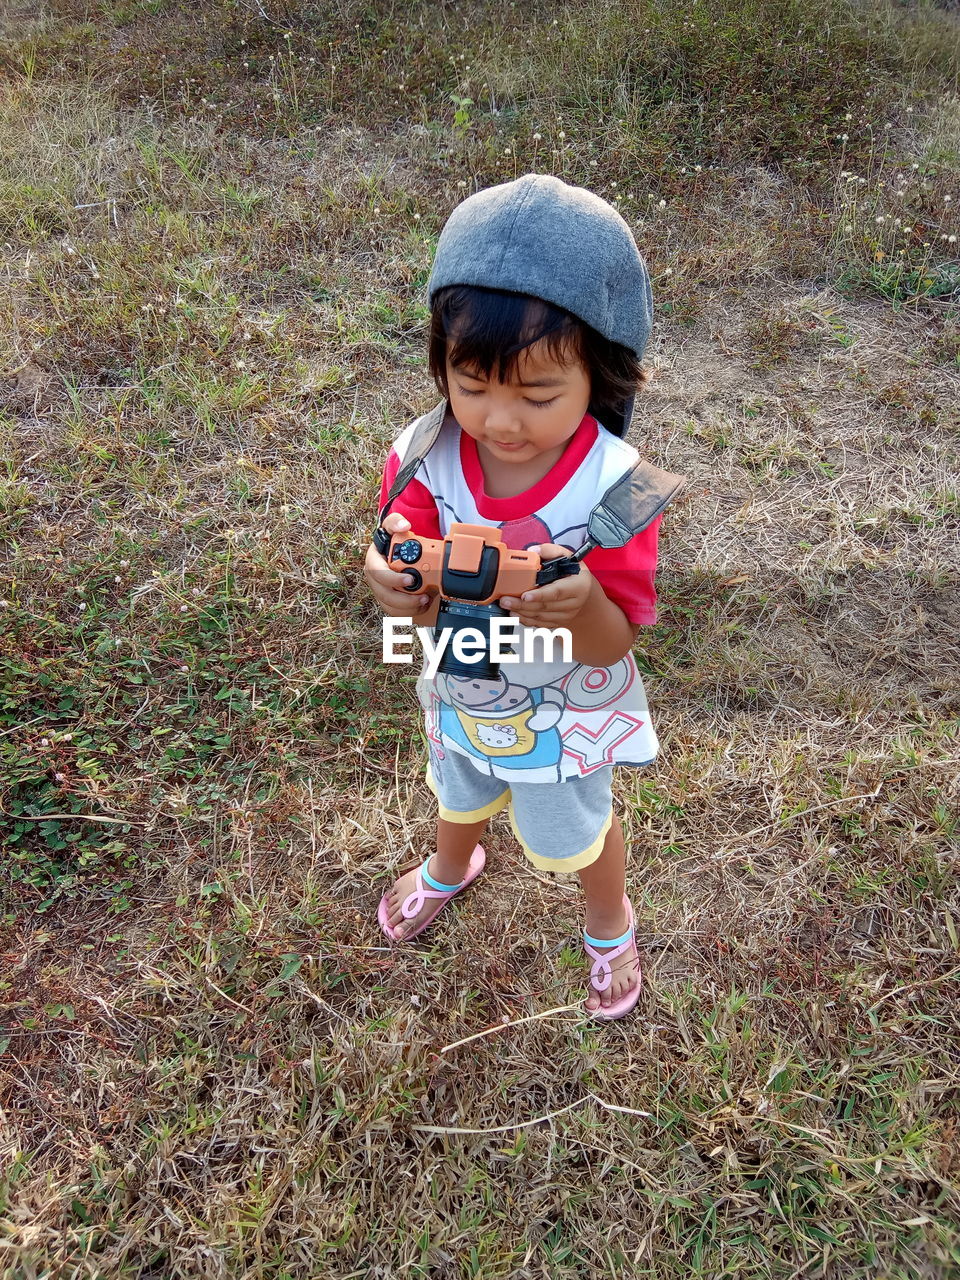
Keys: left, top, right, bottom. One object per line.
{"left": 425, "top": 744, "right": 612, "bottom": 872}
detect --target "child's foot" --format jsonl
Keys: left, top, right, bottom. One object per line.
{"left": 380, "top": 852, "right": 480, "bottom": 941}
{"left": 382, "top": 861, "right": 441, "bottom": 939}
{"left": 583, "top": 900, "right": 642, "bottom": 1014}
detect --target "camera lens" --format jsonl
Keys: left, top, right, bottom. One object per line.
{"left": 434, "top": 601, "right": 508, "bottom": 680}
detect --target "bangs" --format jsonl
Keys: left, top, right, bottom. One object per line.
{"left": 431, "top": 286, "right": 583, "bottom": 384}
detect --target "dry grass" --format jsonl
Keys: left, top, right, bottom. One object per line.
{"left": 1, "top": 0, "right": 960, "bottom": 1276}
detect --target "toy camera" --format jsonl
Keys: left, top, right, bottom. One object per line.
{"left": 381, "top": 522, "right": 580, "bottom": 678}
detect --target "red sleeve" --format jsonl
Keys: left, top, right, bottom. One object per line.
{"left": 584, "top": 515, "right": 660, "bottom": 625}
{"left": 378, "top": 449, "right": 442, "bottom": 539}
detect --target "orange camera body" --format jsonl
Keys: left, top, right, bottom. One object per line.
{"left": 387, "top": 523, "right": 542, "bottom": 604}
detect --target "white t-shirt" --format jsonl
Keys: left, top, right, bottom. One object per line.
{"left": 379, "top": 409, "right": 661, "bottom": 783}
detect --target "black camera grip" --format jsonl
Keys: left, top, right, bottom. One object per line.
{"left": 535, "top": 556, "right": 581, "bottom": 587}
{"left": 372, "top": 526, "right": 391, "bottom": 555}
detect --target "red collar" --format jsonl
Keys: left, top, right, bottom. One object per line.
{"left": 458, "top": 414, "right": 598, "bottom": 519}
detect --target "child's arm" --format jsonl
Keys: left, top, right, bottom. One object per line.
{"left": 499, "top": 545, "right": 639, "bottom": 667}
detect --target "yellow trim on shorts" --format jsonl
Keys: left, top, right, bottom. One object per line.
{"left": 425, "top": 765, "right": 511, "bottom": 824}
{"left": 507, "top": 804, "right": 613, "bottom": 872}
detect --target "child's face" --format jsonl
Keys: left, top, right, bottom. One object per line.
{"left": 446, "top": 339, "right": 591, "bottom": 470}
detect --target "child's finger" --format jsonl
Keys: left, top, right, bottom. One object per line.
{"left": 382, "top": 512, "right": 411, "bottom": 535}
{"left": 375, "top": 575, "right": 429, "bottom": 607}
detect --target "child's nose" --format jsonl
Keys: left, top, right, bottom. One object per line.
{"left": 485, "top": 401, "right": 521, "bottom": 433}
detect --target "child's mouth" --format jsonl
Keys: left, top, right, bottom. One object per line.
{"left": 489, "top": 439, "right": 527, "bottom": 451}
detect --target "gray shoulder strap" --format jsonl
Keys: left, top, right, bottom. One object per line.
{"left": 377, "top": 400, "right": 448, "bottom": 524}
{"left": 582, "top": 459, "right": 686, "bottom": 549}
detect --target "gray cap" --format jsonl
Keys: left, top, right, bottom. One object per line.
{"left": 427, "top": 173, "right": 653, "bottom": 360}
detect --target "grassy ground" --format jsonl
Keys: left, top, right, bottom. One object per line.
{"left": 1, "top": 0, "right": 959, "bottom": 1275}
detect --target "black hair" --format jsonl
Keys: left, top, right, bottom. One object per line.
{"left": 428, "top": 285, "right": 644, "bottom": 438}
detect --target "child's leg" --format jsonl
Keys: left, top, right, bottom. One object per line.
{"left": 382, "top": 814, "right": 489, "bottom": 940}
{"left": 577, "top": 814, "right": 640, "bottom": 1012}
{"left": 506, "top": 773, "right": 641, "bottom": 1012}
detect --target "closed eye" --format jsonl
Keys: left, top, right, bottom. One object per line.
{"left": 527, "top": 397, "right": 558, "bottom": 408}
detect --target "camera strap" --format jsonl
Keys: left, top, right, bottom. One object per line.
{"left": 374, "top": 400, "right": 685, "bottom": 561}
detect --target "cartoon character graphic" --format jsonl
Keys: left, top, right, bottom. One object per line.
{"left": 432, "top": 669, "right": 566, "bottom": 770}
{"left": 475, "top": 722, "right": 519, "bottom": 750}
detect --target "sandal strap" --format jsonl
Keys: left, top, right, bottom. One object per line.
{"left": 421, "top": 858, "right": 465, "bottom": 893}
{"left": 400, "top": 858, "right": 465, "bottom": 920}
{"left": 583, "top": 923, "right": 634, "bottom": 949}
{"left": 584, "top": 937, "right": 636, "bottom": 992}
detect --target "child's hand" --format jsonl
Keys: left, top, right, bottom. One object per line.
{"left": 364, "top": 513, "right": 434, "bottom": 617}
{"left": 500, "top": 543, "right": 594, "bottom": 627}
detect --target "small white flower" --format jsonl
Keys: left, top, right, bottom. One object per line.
{"left": 180, "top": 605, "right": 188, "bottom": 613}
{"left": 532, "top": 132, "right": 541, "bottom": 141}
{"left": 79, "top": 602, "right": 86, "bottom": 611}
{"left": 658, "top": 199, "right": 666, "bottom": 208}
{"left": 845, "top": 113, "right": 852, "bottom": 121}
{"left": 845, "top": 224, "right": 853, "bottom": 232}
{"left": 840, "top": 134, "right": 848, "bottom": 141}
{"left": 41, "top": 738, "right": 49, "bottom": 747}
{"left": 950, "top": 235, "right": 957, "bottom": 243}
{"left": 181, "top": 665, "right": 189, "bottom": 672}
{"left": 945, "top": 195, "right": 952, "bottom": 202}
{"left": 664, "top": 267, "right": 673, "bottom": 275}
{"left": 558, "top": 130, "right": 566, "bottom": 139}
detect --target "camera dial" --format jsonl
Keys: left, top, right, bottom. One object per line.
{"left": 392, "top": 539, "right": 423, "bottom": 564}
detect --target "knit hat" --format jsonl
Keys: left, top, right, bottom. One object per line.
{"left": 427, "top": 173, "right": 653, "bottom": 361}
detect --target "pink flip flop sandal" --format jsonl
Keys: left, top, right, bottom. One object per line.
{"left": 378, "top": 845, "right": 486, "bottom": 942}
{"left": 583, "top": 894, "right": 642, "bottom": 1021}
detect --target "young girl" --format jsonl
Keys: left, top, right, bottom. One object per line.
{"left": 364, "top": 174, "right": 681, "bottom": 1020}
